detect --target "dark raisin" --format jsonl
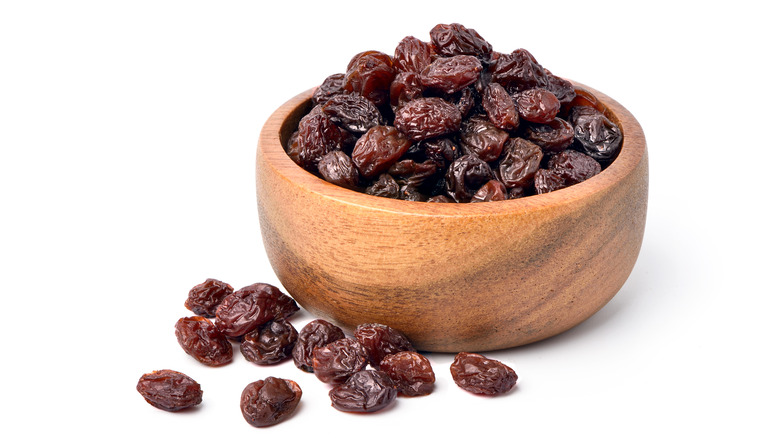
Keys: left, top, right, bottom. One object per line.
{"left": 388, "top": 159, "right": 438, "bottom": 190}
{"left": 240, "top": 377, "right": 302, "bottom": 427}
{"left": 547, "top": 149, "right": 601, "bottom": 185}
{"left": 452, "top": 86, "right": 476, "bottom": 117}
{"left": 285, "top": 129, "right": 305, "bottom": 167}
{"left": 569, "top": 106, "right": 623, "bottom": 162}
{"left": 351, "top": 125, "right": 411, "bottom": 179}
{"left": 389, "top": 71, "right": 424, "bottom": 108}
{"left": 329, "top": 369, "right": 397, "bottom": 413}
{"left": 445, "top": 153, "right": 495, "bottom": 202}
{"left": 297, "top": 105, "right": 350, "bottom": 170}
{"left": 379, "top": 351, "right": 436, "bottom": 397}
{"left": 353, "top": 323, "right": 415, "bottom": 367}
{"left": 240, "top": 319, "right": 299, "bottom": 366}
{"left": 471, "top": 180, "right": 508, "bottom": 202}
{"left": 427, "top": 194, "right": 454, "bottom": 203}
{"left": 312, "top": 73, "right": 346, "bottom": 105}
{"left": 394, "top": 97, "right": 462, "bottom": 142}
{"left": 175, "top": 316, "right": 233, "bottom": 366}
{"left": 317, "top": 150, "right": 361, "bottom": 189}
{"left": 534, "top": 168, "right": 567, "bottom": 194}
{"left": 498, "top": 137, "right": 543, "bottom": 189}
{"left": 489, "top": 49, "right": 548, "bottom": 92}
{"left": 524, "top": 118, "right": 574, "bottom": 152}
{"left": 429, "top": 23, "right": 492, "bottom": 59}
{"left": 321, "top": 94, "right": 383, "bottom": 134}
{"left": 482, "top": 82, "right": 519, "bottom": 130}
{"left": 450, "top": 352, "right": 517, "bottom": 396}
{"left": 459, "top": 115, "right": 508, "bottom": 163}
{"left": 344, "top": 51, "right": 395, "bottom": 106}
{"left": 544, "top": 70, "right": 576, "bottom": 106}
{"left": 399, "top": 186, "right": 428, "bottom": 202}
{"left": 507, "top": 187, "right": 525, "bottom": 199}
{"left": 515, "top": 88, "right": 560, "bottom": 124}
{"left": 420, "top": 55, "right": 482, "bottom": 94}
{"left": 214, "top": 283, "right": 299, "bottom": 338}
{"left": 312, "top": 338, "right": 369, "bottom": 385}
{"left": 184, "top": 278, "right": 233, "bottom": 318}
{"left": 137, "top": 370, "right": 202, "bottom": 412}
{"left": 393, "top": 36, "right": 432, "bottom": 73}
{"left": 364, "top": 173, "right": 400, "bottom": 199}
{"left": 292, "top": 319, "right": 346, "bottom": 372}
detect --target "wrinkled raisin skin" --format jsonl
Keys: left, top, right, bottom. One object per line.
{"left": 351, "top": 126, "right": 411, "bottom": 179}
{"left": 184, "top": 278, "right": 233, "bottom": 318}
{"left": 471, "top": 179, "right": 507, "bottom": 202}
{"left": 292, "top": 319, "right": 346, "bottom": 372}
{"left": 547, "top": 149, "right": 601, "bottom": 185}
{"left": 240, "top": 319, "right": 298, "bottom": 365}
{"left": 137, "top": 370, "right": 202, "bottom": 412}
{"left": 240, "top": 377, "right": 302, "bottom": 427}
{"left": 534, "top": 168, "right": 568, "bottom": 194}
{"left": 459, "top": 115, "right": 508, "bottom": 163}
{"left": 498, "top": 137, "right": 543, "bottom": 189}
{"left": 393, "top": 97, "right": 462, "bottom": 142}
{"left": 570, "top": 106, "right": 623, "bottom": 162}
{"left": 353, "top": 323, "right": 415, "bottom": 367}
{"left": 344, "top": 51, "right": 395, "bottom": 106}
{"left": 175, "top": 316, "right": 233, "bottom": 366}
{"left": 317, "top": 150, "right": 361, "bottom": 189}
{"left": 450, "top": 352, "right": 517, "bottom": 396}
{"left": 420, "top": 55, "right": 483, "bottom": 94}
{"left": 321, "top": 94, "right": 383, "bottom": 134}
{"left": 329, "top": 369, "right": 397, "bottom": 413}
{"left": 215, "top": 283, "right": 299, "bottom": 338}
{"left": 429, "top": 23, "right": 492, "bottom": 59}
{"left": 379, "top": 351, "right": 435, "bottom": 397}
{"left": 393, "top": 36, "right": 432, "bottom": 73}
{"left": 446, "top": 154, "right": 495, "bottom": 202}
{"left": 312, "top": 338, "right": 369, "bottom": 385}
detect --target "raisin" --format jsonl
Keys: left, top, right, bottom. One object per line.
{"left": 547, "top": 149, "right": 601, "bottom": 185}
{"left": 569, "top": 106, "right": 623, "bottom": 162}
{"left": 312, "top": 338, "right": 369, "bottom": 385}
{"left": 344, "top": 50, "right": 395, "bottom": 106}
{"left": 471, "top": 180, "right": 508, "bottom": 202}
{"left": 393, "top": 36, "right": 432, "bottom": 73}
{"left": 544, "top": 70, "right": 576, "bottom": 106}
{"left": 312, "top": 73, "right": 346, "bottom": 105}
{"left": 184, "top": 278, "right": 233, "bottom": 318}
{"left": 452, "top": 86, "right": 476, "bottom": 117}
{"left": 427, "top": 194, "right": 454, "bottom": 203}
{"left": 240, "top": 319, "right": 299, "bottom": 366}
{"left": 534, "top": 168, "right": 567, "bottom": 194}
{"left": 240, "top": 377, "right": 302, "bottom": 427}
{"left": 317, "top": 150, "right": 361, "bottom": 189}
{"left": 297, "top": 105, "right": 350, "bottom": 170}
{"left": 285, "top": 129, "right": 305, "bottom": 167}
{"left": 482, "top": 82, "right": 519, "bottom": 130}
{"left": 389, "top": 71, "right": 424, "bottom": 108}
{"left": 459, "top": 115, "right": 508, "bottom": 163}
{"left": 364, "top": 173, "right": 400, "bottom": 199}
{"left": 423, "top": 137, "right": 461, "bottom": 168}
{"left": 524, "top": 118, "right": 575, "bottom": 152}
{"left": 399, "top": 186, "right": 428, "bottom": 202}
{"left": 351, "top": 125, "right": 411, "bottom": 179}
{"left": 215, "top": 283, "right": 299, "bottom": 338}
{"left": 429, "top": 23, "right": 492, "bottom": 59}
{"left": 420, "top": 55, "right": 482, "bottom": 94}
{"left": 292, "top": 319, "right": 346, "bottom": 372}
{"left": 379, "top": 351, "right": 436, "bottom": 397}
{"left": 175, "top": 316, "right": 233, "bottom": 366}
{"left": 329, "top": 369, "right": 397, "bottom": 413}
{"left": 515, "top": 88, "right": 560, "bottom": 124}
{"left": 394, "top": 97, "right": 462, "bottom": 142}
{"left": 321, "top": 94, "right": 383, "bottom": 134}
{"left": 445, "top": 153, "right": 495, "bottom": 202}
{"left": 137, "top": 370, "right": 202, "bottom": 412}
{"left": 498, "top": 137, "right": 543, "bottom": 189}
{"left": 450, "top": 352, "right": 517, "bottom": 396}
{"left": 489, "top": 49, "right": 548, "bottom": 92}
{"left": 507, "top": 187, "right": 525, "bottom": 199}
{"left": 353, "top": 323, "right": 415, "bottom": 367}
{"left": 388, "top": 159, "right": 438, "bottom": 190}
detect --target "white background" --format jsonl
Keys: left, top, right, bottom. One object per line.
{"left": 2, "top": 1, "right": 778, "bottom": 436}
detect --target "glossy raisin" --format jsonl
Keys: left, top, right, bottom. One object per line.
{"left": 351, "top": 125, "right": 411, "bottom": 179}
{"left": 317, "top": 150, "right": 361, "bottom": 189}
{"left": 515, "top": 88, "right": 560, "bottom": 124}
{"left": 420, "top": 55, "right": 482, "bottom": 94}
{"left": 498, "top": 137, "right": 543, "bottom": 189}
{"left": 423, "top": 137, "right": 461, "bottom": 168}
{"left": 321, "top": 94, "right": 383, "bottom": 134}
{"left": 459, "top": 115, "right": 508, "bottom": 163}
{"left": 544, "top": 70, "right": 576, "bottom": 106}
{"left": 547, "top": 149, "right": 601, "bottom": 185}
{"left": 489, "top": 49, "right": 548, "bottom": 92}
{"left": 471, "top": 180, "right": 508, "bottom": 202}
{"left": 364, "top": 173, "right": 400, "bottom": 199}
{"left": 445, "top": 153, "right": 495, "bottom": 202}
{"left": 393, "top": 36, "right": 432, "bottom": 73}
{"left": 329, "top": 369, "right": 397, "bottom": 413}
{"left": 344, "top": 51, "right": 395, "bottom": 106}
{"left": 240, "top": 319, "right": 298, "bottom": 366}
{"left": 215, "top": 283, "right": 299, "bottom": 338}
{"left": 399, "top": 186, "right": 427, "bottom": 201}
{"left": 450, "top": 352, "right": 517, "bottom": 396}
{"left": 137, "top": 370, "right": 202, "bottom": 412}
{"left": 312, "top": 73, "right": 346, "bottom": 105}
{"left": 353, "top": 323, "right": 415, "bottom": 367}
{"left": 312, "top": 338, "right": 369, "bottom": 385}
{"left": 240, "top": 377, "right": 302, "bottom": 427}
{"left": 427, "top": 194, "right": 454, "bottom": 203}
{"left": 452, "top": 86, "right": 476, "bottom": 117}
{"left": 482, "top": 82, "right": 519, "bottom": 130}
{"left": 184, "top": 278, "right": 233, "bottom": 318}
{"left": 570, "top": 106, "right": 623, "bottom": 162}
{"left": 292, "top": 319, "right": 346, "bottom": 372}
{"left": 388, "top": 159, "right": 438, "bottom": 190}
{"left": 296, "top": 105, "right": 350, "bottom": 170}
{"left": 175, "top": 316, "right": 233, "bottom": 366}
{"left": 394, "top": 97, "right": 462, "bottom": 142}
{"left": 389, "top": 71, "right": 424, "bottom": 108}
{"left": 429, "top": 23, "right": 492, "bottom": 59}
{"left": 379, "top": 351, "right": 436, "bottom": 397}
{"left": 534, "top": 168, "right": 568, "bottom": 194}
{"left": 524, "top": 118, "right": 575, "bottom": 152}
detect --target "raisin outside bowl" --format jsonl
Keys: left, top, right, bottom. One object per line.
{"left": 256, "top": 83, "right": 647, "bottom": 352}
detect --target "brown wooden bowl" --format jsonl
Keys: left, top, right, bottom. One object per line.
{"left": 256, "top": 82, "right": 648, "bottom": 352}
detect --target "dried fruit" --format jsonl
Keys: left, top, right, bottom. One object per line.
{"left": 482, "top": 82, "right": 519, "bottom": 130}
{"left": 184, "top": 278, "right": 233, "bottom": 318}
{"left": 329, "top": 369, "right": 397, "bottom": 413}
{"left": 471, "top": 180, "right": 507, "bottom": 202}
{"left": 547, "top": 149, "right": 601, "bottom": 185}
{"left": 429, "top": 23, "right": 492, "bottom": 59}
{"left": 515, "top": 88, "right": 560, "bottom": 124}
{"left": 379, "top": 351, "right": 435, "bottom": 397}
{"left": 394, "top": 97, "right": 462, "bottom": 142}
{"left": 317, "top": 150, "right": 361, "bottom": 189}
{"left": 215, "top": 283, "right": 299, "bottom": 338}
{"left": 312, "top": 338, "right": 369, "bottom": 385}
{"left": 524, "top": 118, "right": 575, "bottom": 152}
{"left": 450, "top": 352, "right": 517, "bottom": 395}
{"left": 312, "top": 73, "right": 346, "bottom": 105}
{"left": 322, "top": 93, "right": 383, "bottom": 134}
{"left": 570, "top": 106, "right": 623, "bottom": 162}
{"left": 389, "top": 71, "right": 424, "bottom": 108}
{"left": 344, "top": 51, "right": 395, "bottom": 106}
{"left": 445, "top": 154, "right": 494, "bottom": 202}
{"left": 137, "top": 370, "right": 202, "bottom": 412}
{"left": 353, "top": 323, "right": 415, "bottom": 367}
{"left": 175, "top": 316, "right": 233, "bottom": 366}
{"left": 489, "top": 49, "right": 548, "bottom": 92}
{"left": 498, "top": 137, "right": 543, "bottom": 189}
{"left": 351, "top": 125, "right": 411, "bottom": 178}
{"left": 393, "top": 36, "right": 432, "bottom": 73}
{"left": 240, "top": 319, "right": 298, "bottom": 365}
{"left": 420, "top": 55, "right": 483, "bottom": 94}
{"left": 364, "top": 173, "right": 400, "bottom": 199}
{"left": 292, "top": 319, "right": 346, "bottom": 372}
{"left": 240, "top": 377, "right": 302, "bottom": 427}
{"left": 296, "top": 105, "right": 350, "bottom": 170}
{"left": 534, "top": 168, "right": 567, "bottom": 194}
{"left": 459, "top": 115, "right": 508, "bottom": 163}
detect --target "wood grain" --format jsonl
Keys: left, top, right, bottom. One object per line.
{"left": 256, "top": 83, "right": 648, "bottom": 352}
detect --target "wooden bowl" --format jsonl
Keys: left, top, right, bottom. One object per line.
{"left": 256, "top": 83, "right": 648, "bottom": 352}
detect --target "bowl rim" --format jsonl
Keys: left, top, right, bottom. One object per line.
{"left": 258, "top": 81, "right": 645, "bottom": 218}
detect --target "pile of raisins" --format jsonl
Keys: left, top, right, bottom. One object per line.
{"left": 286, "top": 23, "right": 623, "bottom": 202}
{"left": 139, "top": 277, "right": 518, "bottom": 425}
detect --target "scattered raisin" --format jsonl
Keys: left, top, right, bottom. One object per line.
{"left": 175, "top": 316, "right": 233, "bottom": 366}
{"left": 353, "top": 323, "right": 415, "bottom": 367}
{"left": 215, "top": 283, "right": 299, "bottom": 338}
{"left": 312, "top": 338, "right": 369, "bottom": 385}
{"left": 137, "top": 370, "right": 202, "bottom": 412}
{"left": 379, "top": 351, "right": 436, "bottom": 397}
{"left": 240, "top": 319, "right": 299, "bottom": 366}
{"left": 240, "top": 377, "right": 302, "bottom": 427}
{"left": 450, "top": 352, "right": 517, "bottom": 396}
{"left": 184, "top": 278, "right": 233, "bottom": 318}
{"left": 292, "top": 319, "right": 346, "bottom": 372}
{"left": 329, "top": 369, "right": 397, "bottom": 413}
